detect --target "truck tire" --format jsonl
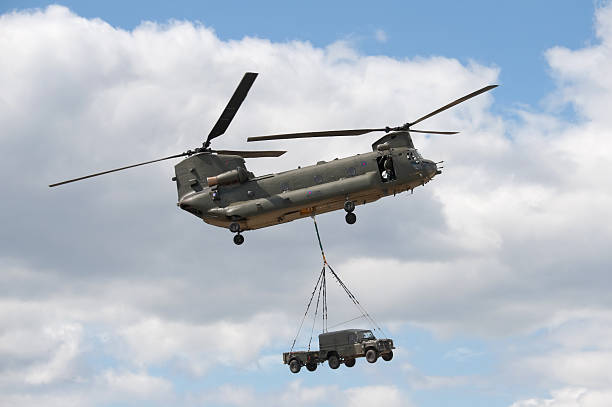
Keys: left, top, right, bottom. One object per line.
{"left": 328, "top": 354, "right": 340, "bottom": 369}
{"left": 382, "top": 351, "right": 393, "bottom": 361}
{"left": 365, "top": 349, "right": 378, "bottom": 363}
{"left": 306, "top": 362, "right": 317, "bottom": 372}
{"left": 344, "top": 358, "right": 356, "bottom": 367}
{"left": 289, "top": 359, "right": 301, "bottom": 373}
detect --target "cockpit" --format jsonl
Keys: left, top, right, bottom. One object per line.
{"left": 407, "top": 149, "right": 422, "bottom": 163}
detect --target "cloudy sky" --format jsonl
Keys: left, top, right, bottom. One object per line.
{"left": 1, "top": 1, "right": 611, "bottom": 406}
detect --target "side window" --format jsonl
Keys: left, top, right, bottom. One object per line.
{"left": 348, "top": 334, "right": 357, "bottom": 343}
{"left": 347, "top": 167, "right": 357, "bottom": 177}
{"left": 314, "top": 175, "right": 323, "bottom": 184}
{"left": 280, "top": 182, "right": 289, "bottom": 192}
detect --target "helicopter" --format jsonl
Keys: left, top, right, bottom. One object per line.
{"left": 50, "top": 72, "right": 497, "bottom": 245}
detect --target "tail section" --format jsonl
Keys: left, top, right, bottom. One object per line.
{"left": 173, "top": 153, "right": 247, "bottom": 201}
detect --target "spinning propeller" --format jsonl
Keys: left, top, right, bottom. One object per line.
{"left": 246, "top": 85, "right": 497, "bottom": 142}
{"left": 49, "top": 72, "right": 285, "bottom": 187}
{"left": 49, "top": 71, "right": 497, "bottom": 188}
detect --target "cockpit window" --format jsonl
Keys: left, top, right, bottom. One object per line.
{"left": 408, "top": 150, "right": 422, "bottom": 163}
{"left": 407, "top": 150, "right": 423, "bottom": 161}
{"left": 361, "top": 331, "right": 375, "bottom": 340}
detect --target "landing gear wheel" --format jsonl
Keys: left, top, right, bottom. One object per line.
{"left": 365, "top": 349, "right": 378, "bottom": 363}
{"left": 382, "top": 351, "right": 393, "bottom": 361}
{"left": 344, "top": 358, "right": 356, "bottom": 367}
{"left": 306, "top": 362, "right": 317, "bottom": 372}
{"left": 229, "top": 222, "right": 241, "bottom": 233}
{"left": 344, "top": 201, "right": 355, "bottom": 213}
{"left": 289, "top": 359, "right": 301, "bottom": 374}
{"left": 328, "top": 355, "right": 340, "bottom": 369}
{"left": 345, "top": 212, "right": 357, "bottom": 224}
{"left": 233, "top": 234, "right": 244, "bottom": 245}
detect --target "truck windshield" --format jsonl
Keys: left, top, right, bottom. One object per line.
{"left": 361, "top": 331, "right": 375, "bottom": 340}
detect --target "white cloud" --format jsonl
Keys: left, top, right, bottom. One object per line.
{"left": 402, "top": 363, "right": 471, "bottom": 390}
{"left": 98, "top": 369, "right": 173, "bottom": 399}
{"left": 198, "top": 382, "right": 411, "bottom": 407}
{"left": 117, "top": 312, "right": 291, "bottom": 374}
{"left": 510, "top": 387, "right": 612, "bottom": 407}
{"left": 344, "top": 385, "right": 409, "bottom": 407}
{"left": 23, "top": 323, "right": 83, "bottom": 385}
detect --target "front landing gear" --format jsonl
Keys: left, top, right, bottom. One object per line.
{"left": 229, "top": 222, "right": 244, "bottom": 245}
{"left": 344, "top": 200, "right": 356, "bottom": 224}
{"left": 233, "top": 234, "right": 244, "bottom": 245}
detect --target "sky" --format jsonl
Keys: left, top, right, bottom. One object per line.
{"left": 1, "top": 1, "right": 611, "bottom": 407}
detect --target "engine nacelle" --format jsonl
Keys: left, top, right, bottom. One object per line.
{"left": 207, "top": 167, "right": 249, "bottom": 187}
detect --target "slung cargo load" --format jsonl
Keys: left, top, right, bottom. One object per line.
{"left": 284, "top": 217, "right": 394, "bottom": 373}
{"left": 283, "top": 329, "right": 395, "bottom": 373}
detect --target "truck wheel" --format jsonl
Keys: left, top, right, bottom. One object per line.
{"left": 328, "top": 355, "right": 340, "bottom": 369}
{"left": 344, "top": 358, "right": 356, "bottom": 367}
{"left": 306, "top": 362, "right": 317, "bottom": 372}
{"left": 382, "top": 351, "right": 393, "bottom": 361}
{"left": 365, "top": 349, "right": 378, "bottom": 363}
{"left": 289, "top": 359, "right": 301, "bottom": 374}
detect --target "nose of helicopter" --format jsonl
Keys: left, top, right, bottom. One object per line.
{"left": 421, "top": 159, "right": 438, "bottom": 180}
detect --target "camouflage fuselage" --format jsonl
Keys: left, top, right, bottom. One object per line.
{"left": 174, "top": 132, "right": 438, "bottom": 231}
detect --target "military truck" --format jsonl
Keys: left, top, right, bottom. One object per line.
{"left": 283, "top": 329, "right": 395, "bottom": 373}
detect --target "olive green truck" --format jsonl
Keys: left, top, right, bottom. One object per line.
{"left": 283, "top": 329, "right": 395, "bottom": 373}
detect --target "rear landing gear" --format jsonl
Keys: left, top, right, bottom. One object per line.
{"left": 345, "top": 212, "right": 356, "bottom": 224}
{"left": 344, "top": 201, "right": 356, "bottom": 224}
{"left": 229, "top": 222, "right": 244, "bottom": 245}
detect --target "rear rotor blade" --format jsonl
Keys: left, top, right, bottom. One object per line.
{"left": 247, "top": 128, "right": 387, "bottom": 142}
{"left": 246, "top": 84, "right": 495, "bottom": 143}
{"left": 409, "top": 129, "right": 459, "bottom": 135}
{"left": 204, "top": 72, "right": 258, "bottom": 148}
{"left": 409, "top": 85, "right": 498, "bottom": 127}
{"left": 213, "top": 149, "right": 286, "bottom": 158}
{"left": 49, "top": 152, "right": 189, "bottom": 187}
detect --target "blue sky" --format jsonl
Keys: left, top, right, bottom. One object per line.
{"left": 3, "top": 0, "right": 596, "bottom": 107}
{"left": 1, "top": 2, "right": 611, "bottom": 407}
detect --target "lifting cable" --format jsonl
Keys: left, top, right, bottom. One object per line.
{"left": 289, "top": 215, "right": 386, "bottom": 353}
{"left": 313, "top": 216, "right": 386, "bottom": 338}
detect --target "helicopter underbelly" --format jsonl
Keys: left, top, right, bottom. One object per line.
{"left": 203, "top": 189, "right": 385, "bottom": 231}
{"left": 201, "top": 172, "right": 423, "bottom": 231}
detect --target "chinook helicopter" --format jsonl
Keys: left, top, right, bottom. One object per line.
{"left": 50, "top": 72, "right": 496, "bottom": 245}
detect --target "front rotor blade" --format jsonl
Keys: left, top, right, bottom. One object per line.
{"left": 247, "top": 128, "right": 387, "bottom": 142}
{"left": 48, "top": 152, "right": 189, "bottom": 187}
{"left": 409, "top": 85, "right": 498, "bottom": 127}
{"left": 204, "top": 72, "right": 258, "bottom": 147}
{"left": 213, "top": 149, "right": 286, "bottom": 158}
{"left": 409, "top": 129, "right": 459, "bottom": 135}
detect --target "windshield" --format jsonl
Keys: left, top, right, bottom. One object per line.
{"left": 361, "top": 331, "right": 375, "bottom": 340}
{"left": 408, "top": 149, "right": 422, "bottom": 161}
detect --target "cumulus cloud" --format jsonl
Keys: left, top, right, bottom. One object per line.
{"left": 1, "top": 3, "right": 612, "bottom": 407}
{"left": 510, "top": 388, "right": 612, "bottom": 407}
